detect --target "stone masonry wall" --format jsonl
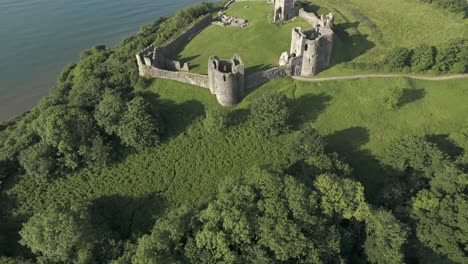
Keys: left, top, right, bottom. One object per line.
{"left": 157, "top": 14, "right": 213, "bottom": 57}
{"left": 245, "top": 66, "right": 288, "bottom": 89}
{"left": 139, "top": 64, "right": 209, "bottom": 88}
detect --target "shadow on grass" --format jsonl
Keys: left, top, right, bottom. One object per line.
{"left": 426, "top": 134, "right": 464, "bottom": 159}
{"left": 140, "top": 91, "right": 205, "bottom": 139}
{"left": 399, "top": 88, "right": 426, "bottom": 108}
{"left": 331, "top": 23, "right": 375, "bottom": 66}
{"left": 227, "top": 108, "right": 250, "bottom": 127}
{"left": 299, "top": 1, "right": 330, "bottom": 14}
{"left": 88, "top": 194, "right": 165, "bottom": 240}
{"left": 291, "top": 93, "right": 332, "bottom": 128}
{"left": 324, "top": 127, "right": 392, "bottom": 203}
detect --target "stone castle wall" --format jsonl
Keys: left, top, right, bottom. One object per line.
{"left": 245, "top": 66, "right": 289, "bottom": 89}
{"left": 138, "top": 63, "right": 210, "bottom": 88}
{"left": 157, "top": 14, "right": 213, "bottom": 57}
{"left": 136, "top": 2, "right": 335, "bottom": 106}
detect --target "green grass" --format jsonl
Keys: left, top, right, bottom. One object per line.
{"left": 11, "top": 77, "right": 468, "bottom": 218}
{"left": 172, "top": 1, "right": 311, "bottom": 74}
{"left": 173, "top": 0, "right": 466, "bottom": 77}
{"left": 304, "top": 0, "right": 468, "bottom": 76}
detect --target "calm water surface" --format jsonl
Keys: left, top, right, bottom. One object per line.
{"left": 0, "top": 0, "right": 215, "bottom": 121}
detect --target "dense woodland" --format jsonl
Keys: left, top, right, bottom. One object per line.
{"left": 0, "top": 1, "right": 467, "bottom": 263}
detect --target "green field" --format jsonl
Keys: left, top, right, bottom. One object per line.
{"left": 12, "top": 77, "right": 468, "bottom": 217}
{"left": 174, "top": 0, "right": 467, "bottom": 76}
{"left": 307, "top": 0, "right": 468, "bottom": 76}
{"left": 172, "top": 1, "right": 311, "bottom": 74}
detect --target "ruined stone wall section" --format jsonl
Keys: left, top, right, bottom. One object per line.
{"left": 245, "top": 66, "right": 288, "bottom": 89}
{"left": 139, "top": 64, "right": 209, "bottom": 88}
{"left": 298, "top": 8, "right": 321, "bottom": 25}
{"left": 157, "top": 14, "right": 213, "bottom": 57}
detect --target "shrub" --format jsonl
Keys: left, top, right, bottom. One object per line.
{"left": 386, "top": 47, "right": 411, "bottom": 71}
{"left": 204, "top": 107, "right": 229, "bottom": 133}
{"left": 433, "top": 40, "right": 464, "bottom": 73}
{"left": 117, "top": 96, "right": 162, "bottom": 150}
{"left": 250, "top": 92, "right": 290, "bottom": 137}
{"left": 410, "top": 45, "right": 435, "bottom": 72}
{"left": 383, "top": 86, "right": 404, "bottom": 109}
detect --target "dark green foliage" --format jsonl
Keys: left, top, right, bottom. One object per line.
{"left": 134, "top": 168, "right": 357, "bottom": 263}
{"left": 291, "top": 127, "right": 352, "bottom": 178}
{"left": 19, "top": 205, "right": 96, "bottom": 263}
{"left": 117, "top": 96, "right": 161, "bottom": 150}
{"left": 410, "top": 45, "right": 435, "bottom": 72}
{"left": 386, "top": 48, "right": 411, "bottom": 71}
{"left": 204, "top": 107, "right": 229, "bottom": 133}
{"left": 18, "top": 142, "right": 57, "bottom": 179}
{"left": 383, "top": 86, "right": 404, "bottom": 109}
{"left": 250, "top": 92, "right": 290, "bottom": 137}
{"left": 434, "top": 40, "right": 466, "bottom": 73}
{"left": 384, "top": 136, "right": 446, "bottom": 181}
{"left": 95, "top": 89, "right": 126, "bottom": 135}
{"left": 291, "top": 127, "right": 325, "bottom": 159}
{"left": 364, "top": 209, "right": 408, "bottom": 264}
{"left": 133, "top": 207, "right": 194, "bottom": 264}
{"left": 412, "top": 165, "right": 468, "bottom": 263}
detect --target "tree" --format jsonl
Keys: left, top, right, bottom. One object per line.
{"left": 386, "top": 48, "right": 411, "bottom": 71}
{"left": 290, "top": 127, "right": 352, "bottom": 178}
{"left": 117, "top": 96, "right": 161, "bottom": 150}
{"left": 410, "top": 45, "right": 435, "bottom": 72}
{"left": 314, "top": 174, "right": 370, "bottom": 221}
{"left": 95, "top": 89, "right": 126, "bottom": 135}
{"left": 365, "top": 209, "right": 408, "bottom": 264}
{"left": 384, "top": 136, "right": 447, "bottom": 185}
{"left": 249, "top": 92, "right": 290, "bottom": 137}
{"left": 412, "top": 165, "right": 468, "bottom": 263}
{"left": 433, "top": 40, "right": 463, "bottom": 73}
{"left": 204, "top": 107, "right": 229, "bottom": 133}
{"left": 383, "top": 86, "right": 404, "bottom": 109}
{"left": 18, "top": 141, "right": 57, "bottom": 179}
{"left": 134, "top": 168, "right": 351, "bottom": 263}
{"left": 19, "top": 205, "right": 95, "bottom": 263}
{"left": 133, "top": 207, "right": 194, "bottom": 264}
{"left": 291, "top": 127, "right": 325, "bottom": 160}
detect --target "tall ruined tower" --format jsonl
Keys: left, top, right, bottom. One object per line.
{"left": 208, "top": 54, "right": 245, "bottom": 106}
{"left": 273, "top": 0, "right": 299, "bottom": 23}
{"left": 287, "top": 25, "right": 334, "bottom": 76}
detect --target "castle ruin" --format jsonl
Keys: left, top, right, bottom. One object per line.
{"left": 273, "top": 0, "right": 300, "bottom": 23}
{"left": 136, "top": 1, "right": 335, "bottom": 106}
{"left": 208, "top": 55, "right": 245, "bottom": 106}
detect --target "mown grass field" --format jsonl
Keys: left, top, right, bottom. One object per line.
{"left": 172, "top": 1, "right": 311, "bottom": 74}
{"left": 12, "top": 77, "right": 468, "bottom": 219}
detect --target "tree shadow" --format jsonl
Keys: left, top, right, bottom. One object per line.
{"left": 426, "top": 134, "right": 464, "bottom": 159}
{"left": 246, "top": 64, "right": 274, "bottom": 74}
{"left": 139, "top": 92, "right": 205, "bottom": 140}
{"left": 298, "top": 1, "right": 330, "bottom": 14}
{"left": 291, "top": 93, "right": 332, "bottom": 129}
{"left": 324, "top": 127, "right": 391, "bottom": 202}
{"left": 88, "top": 194, "right": 165, "bottom": 240}
{"left": 399, "top": 88, "right": 426, "bottom": 108}
{"left": 330, "top": 23, "right": 375, "bottom": 66}
{"left": 227, "top": 108, "right": 250, "bottom": 127}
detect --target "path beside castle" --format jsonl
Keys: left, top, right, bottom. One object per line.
{"left": 293, "top": 73, "right": 468, "bottom": 82}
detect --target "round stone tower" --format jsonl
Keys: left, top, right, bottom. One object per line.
{"left": 208, "top": 54, "right": 245, "bottom": 106}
